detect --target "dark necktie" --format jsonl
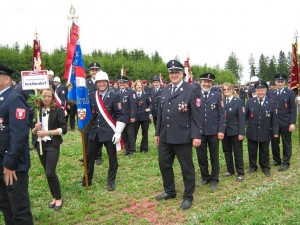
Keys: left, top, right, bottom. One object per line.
{"left": 172, "top": 86, "right": 177, "bottom": 94}
{"left": 226, "top": 98, "right": 230, "bottom": 105}
{"left": 277, "top": 90, "right": 281, "bottom": 96}
{"left": 259, "top": 99, "right": 263, "bottom": 106}
{"left": 204, "top": 91, "right": 208, "bottom": 99}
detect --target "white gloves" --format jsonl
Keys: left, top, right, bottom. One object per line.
{"left": 112, "top": 121, "right": 126, "bottom": 144}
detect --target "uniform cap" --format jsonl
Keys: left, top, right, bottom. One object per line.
{"left": 53, "top": 76, "right": 61, "bottom": 82}
{"left": 0, "top": 63, "right": 15, "bottom": 77}
{"left": 48, "top": 70, "right": 54, "bottom": 76}
{"left": 118, "top": 75, "right": 129, "bottom": 82}
{"left": 166, "top": 60, "right": 184, "bottom": 72}
{"left": 269, "top": 81, "right": 276, "bottom": 86}
{"left": 254, "top": 80, "right": 268, "bottom": 89}
{"left": 274, "top": 73, "right": 287, "bottom": 80}
{"left": 199, "top": 73, "right": 215, "bottom": 81}
{"left": 88, "top": 62, "right": 101, "bottom": 70}
{"left": 95, "top": 71, "right": 109, "bottom": 82}
{"left": 152, "top": 75, "right": 160, "bottom": 81}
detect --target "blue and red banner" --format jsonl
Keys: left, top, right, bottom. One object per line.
{"left": 64, "top": 25, "right": 91, "bottom": 131}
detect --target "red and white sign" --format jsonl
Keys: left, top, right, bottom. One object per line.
{"left": 21, "top": 70, "right": 49, "bottom": 90}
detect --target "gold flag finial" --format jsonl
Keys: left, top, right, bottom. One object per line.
{"left": 34, "top": 28, "right": 39, "bottom": 40}
{"left": 68, "top": 4, "right": 78, "bottom": 22}
{"left": 294, "top": 30, "right": 298, "bottom": 42}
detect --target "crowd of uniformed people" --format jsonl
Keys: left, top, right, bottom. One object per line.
{"left": 0, "top": 58, "right": 298, "bottom": 223}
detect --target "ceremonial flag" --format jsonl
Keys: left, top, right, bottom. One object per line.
{"left": 289, "top": 37, "right": 300, "bottom": 91}
{"left": 32, "top": 37, "right": 44, "bottom": 71}
{"left": 64, "top": 24, "right": 91, "bottom": 131}
{"left": 184, "top": 57, "right": 193, "bottom": 84}
{"left": 121, "top": 64, "right": 126, "bottom": 77}
{"left": 159, "top": 73, "right": 165, "bottom": 87}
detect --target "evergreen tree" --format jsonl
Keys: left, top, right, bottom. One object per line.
{"left": 224, "top": 52, "right": 243, "bottom": 81}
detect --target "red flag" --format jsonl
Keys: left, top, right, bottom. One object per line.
{"left": 64, "top": 24, "right": 79, "bottom": 82}
{"left": 289, "top": 38, "right": 300, "bottom": 90}
{"left": 184, "top": 57, "right": 193, "bottom": 84}
{"left": 32, "top": 38, "right": 44, "bottom": 71}
{"left": 121, "top": 64, "right": 126, "bottom": 77}
{"left": 159, "top": 73, "right": 165, "bottom": 87}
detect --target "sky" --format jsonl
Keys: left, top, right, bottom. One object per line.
{"left": 1, "top": 0, "right": 300, "bottom": 83}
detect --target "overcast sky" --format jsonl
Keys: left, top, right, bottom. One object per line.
{"left": 1, "top": 0, "right": 300, "bottom": 82}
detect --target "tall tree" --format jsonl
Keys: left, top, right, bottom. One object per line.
{"left": 248, "top": 54, "right": 256, "bottom": 77}
{"left": 224, "top": 52, "right": 243, "bottom": 81}
{"left": 277, "top": 50, "right": 290, "bottom": 76}
{"left": 258, "top": 54, "right": 269, "bottom": 80}
{"left": 268, "top": 56, "right": 277, "bottom": 80}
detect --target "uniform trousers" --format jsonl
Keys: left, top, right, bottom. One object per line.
{"left": 196, "top": 134, "right": 220, "bottom": 182}
{"left": 86, "top": 139, "right": 118, "bottom": 185}
{"left": 66, "top": 104, "right": 77, "bottom": 130}
{"left": 158, "top": 141, "right": 195, "bottom": 200}
{"left": 271, "top": 126, "right": 292, "bottom": 166}
{"left": 84, "top": 121, "right": 102, "bottom": 160}
{"left": 121, "top": 123, "right": 136, "bottom": 153}
{"left": 247, "top": 139, "right": 270, "bottom": 172}
{"left": 222, "top": 134, "right": 244, "bottom": 175}
{"left": 0, "top": 172, "right": 33, "bottom": 225}
{"left": 38, "top": 141, "right": 62, "bottom": 200}
{"left": 134, "top": 120, "right": 150, "bottom": 152}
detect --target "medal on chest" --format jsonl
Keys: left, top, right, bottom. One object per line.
{"left": 178, "top": 102, "right": 188, "bottom": 112}
{"left": 284, "top": 100, "right": 288, "bottom": 109}
{"left": 250, "top": 109, "right": 254, "bottom": 118}
{"left": 0, "top": 117, "right": 5, "bottom": 130}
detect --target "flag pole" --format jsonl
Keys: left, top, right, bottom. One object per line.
{"left": 67, "top": 4, "right": 89, "bottom": 189}
{"left": 33, "top": 30, "right": 43, "bottom": 155}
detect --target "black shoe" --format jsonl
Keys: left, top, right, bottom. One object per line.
{"left": 272, "top": 161, "right": 281, "bottom": 166}
{"left": 278, "top": 165, "right": 289, "bottom": 171}
{"left": 155, "top": 192, "right": 176, "bottom": 201}
{"left": 124, "top": 151, "right": 134, "bottom": 156}
{"left": 248, "top": 168, "right": 257, "bottom": 173}
{"left": 180, "top": 199, "right": 193, "bottom": 210}
{"left": 54, "top": 199, "right": 64, "bottom": 210}
{"left": 48, "top": 202, "right": 55, "bottom": 209}
{"left": 107, "top": 183, "right": 116, "bottom": 191}
{"left": 264, "top": 171, "right": 271, "bottom": 177}
{"left": 211, "top": 181, "right": 218, "bottom": 190}
{"left": 82, "top": 180, "right": 92, "bottom": 186}
{"left": 95, "top": 159, "right": 103, "bottom": 166}
{"left": 198, "top": 180, "right": 210, "bottom": 186}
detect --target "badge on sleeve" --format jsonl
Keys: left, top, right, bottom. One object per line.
{"left": 196, "top": 98, "right": 201, "bottom": 107}
{"left": 221, "top": 101, "right": 224, "bottom": 108}
{"left": 16, "top": 108, "right": 26, "bottom": 120}
{"left": 132, "top": 94, "right": 136, "bottom": 99}
{"left": 118, "top": 103, "right": 122, "bottom": 109}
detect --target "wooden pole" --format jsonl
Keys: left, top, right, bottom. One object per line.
{"left": 35, "top": 89, "right": 43, "bottom": 155}
{"left": 81, "top": 131, "right": 89, "bottom": 190}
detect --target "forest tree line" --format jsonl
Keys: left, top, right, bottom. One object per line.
{"left": 0, "top": 42, "right": 297, "bottom": 84}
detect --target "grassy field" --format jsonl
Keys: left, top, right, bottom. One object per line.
{"left": 1, "top": 121, "right": 300, "bottom": 225}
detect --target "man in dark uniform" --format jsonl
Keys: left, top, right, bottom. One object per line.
{"left": 268, "top": 74, "right": 296, "bottom": 171}
{"left": 0, "top": 63, "right": 33, "bottom": 224}
{"left": 150, "top": 75, "right": 162, "bottom": 128}
{"left": 53, "top": 76, "right": 68, "bottom": 116}
{"left": 245, "top": 80, "right": 279, "bottom": 177}
{"left": 86, "top": 62, "right": 100, "bottom": 94}
{"left": 196, "top": 73, "right": 225, "bottom": 190}
{"left": 155, "top": 59, "right": 202, "bottom": 210}
{"left": 239, "top": 84, "right": 247, "bottom": 105}
{"left": 247, "top": 76, "right": 259, "bottom": 99}
{"left": 83, "top": 71, "right": 125, "bottom": 190}
{"left": 118, "top": 76, "right": 137, "bottom": 156}
{"left": 84, "top": 62, "right": 103, "bottom": 165}
{"left": 48, "top": 70, "right": 56, "bottom": 90}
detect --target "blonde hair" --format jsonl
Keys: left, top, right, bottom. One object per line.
{"left": 222, "top": 82, "right": 238, "bottom": 99}
{"left": 133, "top": 80, "right": 144, "bottom": 92}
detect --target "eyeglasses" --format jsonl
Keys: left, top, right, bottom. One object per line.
{"left": 223, "top": 88, "right": 231, "bottom": 91}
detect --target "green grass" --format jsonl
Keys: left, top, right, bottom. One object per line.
{"left": 1, "top": 121, "right": 299, "bottom": 225}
